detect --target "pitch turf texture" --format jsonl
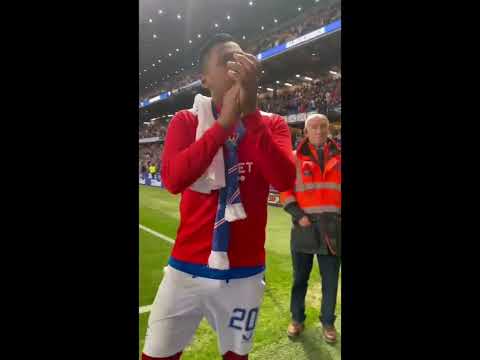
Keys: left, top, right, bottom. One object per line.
{"left": 139, "top": 185, "right": 341, "bottom": 359}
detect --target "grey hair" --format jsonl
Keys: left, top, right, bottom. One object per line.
{"left": 304, "top": 113, "right": 329, "bottom": 129}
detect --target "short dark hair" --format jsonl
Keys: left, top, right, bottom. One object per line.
{"left": 199, "top": 33, "right": 235, "bottom": 72}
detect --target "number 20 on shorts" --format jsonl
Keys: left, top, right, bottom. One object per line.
{"left": 228, "top": 307, "right": 259, "bottom": 331}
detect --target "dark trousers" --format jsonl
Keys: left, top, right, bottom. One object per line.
{"left": 290, "top": 251, "right": 340, "bottom": 326}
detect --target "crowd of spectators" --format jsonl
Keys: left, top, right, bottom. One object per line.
{"left": 139, "top": 142, "right": 163, "bottom": 178}
{"left": 141, "top": 1, "right": 340, "bottom": 101}
{"left": 139, "top": 80, "right": 340, "bottom": 142}
{"left": 139, "top": 121, "right": 167, "bottom": 139}
{"left": 139, "top": 2, "right": 342, "bottom": 180}
{"left": 139, "top": 67, "right": 341, "bottom": 142}
{"left": 140, "top": 142, "right": 163, "bottom": 163}
{"left": 258, "top": 71, "right": 341, "bottom": 116}
{"left": 150, "top": 74, "right": 199, "bottom": 98}
{"left": 246, "top": 2, "right": 340, "bottom": 55}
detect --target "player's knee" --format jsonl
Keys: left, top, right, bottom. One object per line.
{"left": 223, "top": 351, "right": 248, "bottom": 360}
{"left": 141, "top": 351, "right": 182, "bottom": 360}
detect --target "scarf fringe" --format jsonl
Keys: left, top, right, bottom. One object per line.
{"left": 208, "top": 251, "right": 230, "bottom": 270}
{"left": 225, "top": 203, "right": 247, "bottom": 222}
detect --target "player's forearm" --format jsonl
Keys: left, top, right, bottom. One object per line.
{"left": 162, "top": 121, "right": 230, "bottom": 194}
{"left": 243, "top": 111, "right": 296, "bottom": 192}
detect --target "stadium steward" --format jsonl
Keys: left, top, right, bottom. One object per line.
{"left": 280, "top": 114, "right": 341, "bottom": 343}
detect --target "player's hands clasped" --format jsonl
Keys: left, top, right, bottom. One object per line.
{"left": 226, "top": 52, "right": 259, "bottom": 117}
{"left": 218, "top": 83, "right": 242, "bottom": 129}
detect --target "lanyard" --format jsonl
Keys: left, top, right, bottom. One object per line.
{"left": 211, "top": 101, "right": 219, "bottom": 120}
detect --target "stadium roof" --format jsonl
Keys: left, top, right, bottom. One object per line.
{"left": 139, "top": 0, "right": 339, "bottom": 99}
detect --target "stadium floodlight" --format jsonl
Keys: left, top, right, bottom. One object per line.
{"left": 158, "top": 9, "right": 163, "bottom": 15}
{"left": 189, "top": 40, "right": 192, "bottom": 44}
{"left": 274, "top": 18, "right": 278, "bottom": 23}
{"left": 249, "top": 1, "right": 253, "bottom": 6}
{"left": 296, "top": 74, "right": 300, "bottom": 77}
{"left": 242, "top": 35, "right": 246, "bottom": 40}
{"left": 177, "top": 14, "right": 182, "bottom": 20}
{"left": 158, "top": 59, "right": 162, "bottom": 63}
{"left": 298, "top": 7, "right": 302, "bottom": 12}
{"left": 226, "top": 15, "right": 231, "bottom": 20}
{"left": 153, "top": 34, "right": 157, "bottom": 39}
{"left": 214, "top": 23, "right": 219, "bottom": 28}
{"left": 143, "top": 121, "right": 150, "bottom": 125}
{"left": 329, "top": 70, "right": 338, "bottom": 75}
{"left": 284, "top": 82, "right": 293, "bottom": 87}
{"left": 304, "top": 76, "right": 313, "bottom": 81}
{"left": 276, "top": 80, "right": 280, "bottom": 84}
{"left": 176, "top": 48, "right": 180, "bottom": 52}
{"left": 152, "top": 63, "right": 155, "bottom": 67}
{"left": 168, "top": 53, "right": 172, "bottom": 56}
{"left": 197, "top": 33, "right": 202, "bottom": 38}
{"left": 148, "top": 18, "right": 153, "bottom": 23}
{"left": 261, "top": 25, "right": 264, "bottom": 30}
{"left": 258, "top": 86, "right": 262, "bottom": 89}
{"left": 266, "top": 87, "right": 274, "bottom": 91}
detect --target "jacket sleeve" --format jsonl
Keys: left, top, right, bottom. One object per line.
{"left": 280, "top": 181, "right": 307, "bottom": 222}
{"left": 242, "top": 110, "right": 296, "bottom": 192}
{"left": 161, "top": 111, "right": 232, "bottom": 194}
{"left": 284, "top": 202, "right": 307, "bottom": 222}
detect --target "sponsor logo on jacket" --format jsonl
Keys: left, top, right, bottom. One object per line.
{"left": 238, "top": 161, "right": 253, "bottom": 182}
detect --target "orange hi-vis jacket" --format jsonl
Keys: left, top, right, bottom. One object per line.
{"left": 280, "top": 138, "right": 341, "bottom": 214}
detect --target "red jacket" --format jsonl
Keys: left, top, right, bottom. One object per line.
{"left": 161, "top": 106, "right": 296, "bottom": 278}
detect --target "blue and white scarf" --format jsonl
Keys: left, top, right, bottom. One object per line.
{"left": 188, "top": 95, "right": 247, "bottom": 270}
{"left": 207, "top": 101, "right": 247, "bottom": 269}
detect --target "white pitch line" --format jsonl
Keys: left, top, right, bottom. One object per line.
{"left": 139, "top": 305, "right": 153, "bottom": 314}
{"left": 139, "top": 224, "right": 175, "bottom": 244}
{"left": 139, "top": 225, "right": 174, "bottom": 314}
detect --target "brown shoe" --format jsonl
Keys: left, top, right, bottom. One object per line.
{"left": 323, "top": 324, "right": 337, "bottom": 343}
{"left": 287, "top": 321, "right": 305, "bottom": 337}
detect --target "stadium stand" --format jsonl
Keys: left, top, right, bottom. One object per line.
{"left": 139, "top": 0, "right": 341, "bottom": 181}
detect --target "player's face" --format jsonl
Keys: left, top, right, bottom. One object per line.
{"left": 306, "top": 117, "right": 329, "bottom": 146}
{"left": 203, "top": 41, "right": 244, "bottom": 99}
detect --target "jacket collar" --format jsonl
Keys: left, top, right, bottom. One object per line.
{"left": 297, "top": 137, "right": 341, "bottom": 158}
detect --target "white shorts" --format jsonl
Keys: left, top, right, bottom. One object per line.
{"left": 143, "top": 265, "right": 266, "bottom": 358}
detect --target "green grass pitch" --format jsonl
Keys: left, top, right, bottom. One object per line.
{"left": 139, "top": 185, "right": 341, "bottom": 359}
